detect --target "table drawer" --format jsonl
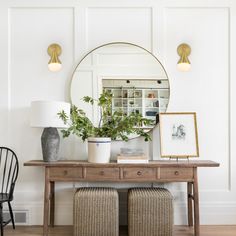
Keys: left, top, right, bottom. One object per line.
{"left": 49, "top": 167, "right": 83, "bottom": 179}
{"left": 160, "top": 168, "right": 193, "bottom": 180}
{"left": 123, "top": 167, "right": 156, "bottom": 180}
{"left": 85, "top": 167, "right": 119, "bottom": 180}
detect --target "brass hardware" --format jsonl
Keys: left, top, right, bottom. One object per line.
{"left": 174, "top": 171, "right": 179, "bottom": 176}
{"left": 177, "top": 43, "right": 191, "bottom": 72}
{"left": 137, "top": 171, "right": 142, "bottom": 176}
{"left": 47, "top": 43, "right": 62, "bottom": 72}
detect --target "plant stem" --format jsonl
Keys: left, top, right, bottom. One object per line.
{"left": 98, "top": 107, "right": 102, "bottom": 128}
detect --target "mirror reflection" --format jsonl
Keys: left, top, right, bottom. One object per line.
{"left": 70, "top": 42, "right": 170, "bottom": 135}
{"left": 103, "top": 79, "right": 169, "bottom": 129}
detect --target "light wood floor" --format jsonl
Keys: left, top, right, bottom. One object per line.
{"left": 4, "top": 225, "right": 236, "bottom": 236}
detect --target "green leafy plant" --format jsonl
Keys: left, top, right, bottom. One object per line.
{"left": 58, "top": 91, "right": 153, "bottom": 142}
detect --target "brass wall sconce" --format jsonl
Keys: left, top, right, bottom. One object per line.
{"left": 47, "top": 43, "right": 62, "bottom": 72}
{"left": 177, "top": 43, "right": 191, "bottom": 72}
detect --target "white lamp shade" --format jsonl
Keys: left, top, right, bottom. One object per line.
{"left": 30, "top": 101, "right": 70, "bottom": 128}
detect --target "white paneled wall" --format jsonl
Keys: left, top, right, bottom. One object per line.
{"left": 0, "top": 0, "right": 235, "bottom": 225}
{"left": 86, "top": 7, "right": 152, "bottom": 50}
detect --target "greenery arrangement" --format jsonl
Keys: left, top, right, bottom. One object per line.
{"left": 58, "top": 91, "right": 153, "bottom": 142}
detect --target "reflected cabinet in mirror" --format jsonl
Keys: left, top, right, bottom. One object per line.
{"left": 70, "top": 42, "right": 170, "bottom": 136}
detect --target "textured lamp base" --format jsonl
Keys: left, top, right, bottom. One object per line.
{"left": 41, "top": 127, "right": 60, "bottom": 162}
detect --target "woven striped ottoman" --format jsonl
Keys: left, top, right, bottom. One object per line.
{"left": 74, "top": 187, "right": 119, "bottom": 236}
{"left": 128, "top": 188, "right": 173, "bottom": 236}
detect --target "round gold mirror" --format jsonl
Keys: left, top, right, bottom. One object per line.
{"left": 70, "top": 42, "right": 170, "bottom": 138}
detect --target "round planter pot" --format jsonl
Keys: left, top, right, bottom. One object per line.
{"left": 87, "top": 137, "right": 111, "bottom": 163}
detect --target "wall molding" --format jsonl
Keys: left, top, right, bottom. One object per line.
{"left": 163, "top": 6, "right": 232, "bottom": 192}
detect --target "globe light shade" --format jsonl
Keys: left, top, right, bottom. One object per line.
{"left": 48, "top": 62, "right": 62, "bottom": 72}
{"left": 177, "top": 62, "right": 191, "bottom": 72}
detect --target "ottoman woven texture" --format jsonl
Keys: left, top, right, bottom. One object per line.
{"left": 128, "top": 188, "right": 173, "bottom": 236}
{"left": 74, "top": 187, "right": 119, "bottom": 236}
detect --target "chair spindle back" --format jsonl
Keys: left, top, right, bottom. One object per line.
{"left": 0, "top": 147, "right": 19, "bottom": 199}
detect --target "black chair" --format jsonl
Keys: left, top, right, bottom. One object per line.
{"left": 0, "top": 147, "right": 19, "bottom": 235}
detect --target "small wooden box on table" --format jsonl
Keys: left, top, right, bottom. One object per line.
{"left": 24, "top": 160, "right": 219, "bottom": 236}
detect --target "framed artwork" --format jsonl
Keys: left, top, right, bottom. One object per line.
{"left": 159, "top": 112, "right": 199, "bottom": 158}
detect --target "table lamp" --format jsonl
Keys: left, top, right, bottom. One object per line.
{"left": 30, "top": 101, "right": 71, "bottom": 162}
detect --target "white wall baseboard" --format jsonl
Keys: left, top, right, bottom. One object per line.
{"left": 10, "top": 201, "right": 236, "bottom": 225}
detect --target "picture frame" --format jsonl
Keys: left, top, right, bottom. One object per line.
{"left": 159, "top": 112, "right": 199, "bottom": 158}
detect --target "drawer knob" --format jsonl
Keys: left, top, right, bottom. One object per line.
{"left": 137, "top": 171, "right": 142, "bottom": 176}
{"left": 64, "top": 170, "right": 68, "bottom": 175}
{"left": 100, "top": 171, "right": 105, "bottom": 176}
{"left": 174, "top": 171, "right": 179, "bottom": 176}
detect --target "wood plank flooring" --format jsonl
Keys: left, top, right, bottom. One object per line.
{"left": 4, "top": 225, "right": 236, "bottom": 236}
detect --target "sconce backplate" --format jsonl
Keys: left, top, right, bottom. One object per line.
{"left": 177, "top": 43, "right": 191, "bottom": 56}
{"left": 47, "top": 44, "right": 62, "bottom": 56}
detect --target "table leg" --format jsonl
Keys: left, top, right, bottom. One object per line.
{"left": 193, "top": 168, "right": 200, "bottom": 236}
{"left": 187, "top": 182, "right": 193, "bottom": 227}
{"left": 50, "top": 181, "right": 55, "bottom": 227}
{"left": 43, "top": 168, "right": 50, "bottom": 236}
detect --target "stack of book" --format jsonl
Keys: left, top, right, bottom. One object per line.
{"left": 117, "top": 148, "right": 149, "bottom": 163}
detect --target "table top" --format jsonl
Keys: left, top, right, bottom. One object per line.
{"left": 24, "top": 160, "right": 220, "bottom": 168}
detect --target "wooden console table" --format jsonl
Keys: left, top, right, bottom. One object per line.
{"left": 24, "top": 160, "right": 219, "bottom": 236}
